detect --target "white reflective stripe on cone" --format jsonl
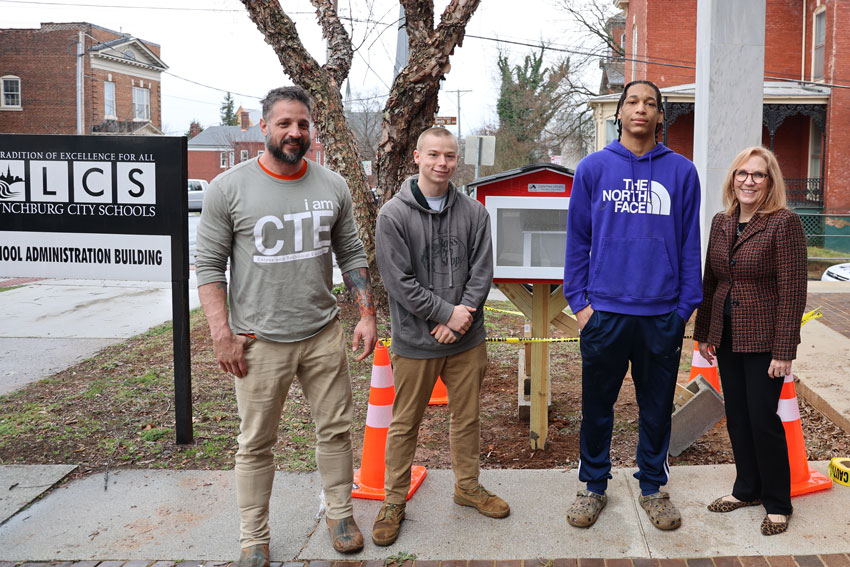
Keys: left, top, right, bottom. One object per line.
{"left": 777, "top": 398, "right": 801, "bottom": 422}
{"left": 365, "top": 403, "right": 393, "bottom": 428}
{"left": 371, "top": 367, "right": 394, "bottom": 389}
{"left": 692, "top": 345, "right": 716, "bottom": 367}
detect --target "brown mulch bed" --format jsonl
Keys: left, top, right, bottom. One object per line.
{"left": 1, "top": 293, "right": 848, "bottom": 481}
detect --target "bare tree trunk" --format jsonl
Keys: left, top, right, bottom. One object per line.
{"left": 240, "top": 0, "right": 482, "bottom": 310}
{"left": 376, "top": 0, "right": 481, "bottom": 204}
{"left": 241, "top": 0, "right": 385, "bottom": 311}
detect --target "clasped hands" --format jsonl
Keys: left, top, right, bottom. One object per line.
{"left": 431, "top": 304, "right": 476, "bottom": 344}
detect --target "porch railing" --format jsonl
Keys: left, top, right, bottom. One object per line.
{"left": 786, "top": 177, "right": 823, "bottom": 207}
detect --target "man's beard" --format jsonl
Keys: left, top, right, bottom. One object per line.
{"left": 266, "top": 133, "right": 310, "bottom": 165}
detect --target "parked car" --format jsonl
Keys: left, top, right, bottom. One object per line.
{"left": 821, "top": 262, "right": 850, "bottom": 282}
{"left": 188, "top": 179, "right": 209, "bottom": 212}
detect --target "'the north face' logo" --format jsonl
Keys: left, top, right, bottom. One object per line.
{"left": 602, "top": 179, "right": 671, "bottom": 215}
{"left": 0, "top": 161, "right": 25, "bottom": 201}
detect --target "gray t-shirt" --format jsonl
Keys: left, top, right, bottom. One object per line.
{"left": 195, "top": 158, "right": 368, "bottom": 342}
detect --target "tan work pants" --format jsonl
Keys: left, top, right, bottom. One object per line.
{"left": 384, "top": 341, "right": 488, "bottom": 503}
{"left": 234, "top": 318, "right": 354, "bottom": 547}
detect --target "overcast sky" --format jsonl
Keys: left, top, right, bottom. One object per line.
{"left": 4, "top": 0, "right": 600, "bottom": 137}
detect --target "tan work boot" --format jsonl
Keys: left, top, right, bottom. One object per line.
{"left": 453, "top": 483, "right": 511, "bottom": 518}
{"left": 372, "top": 502, "right": 406, "bottom": 546}
{"left": 236, "top": 543, "right": 270, "bottom": 567}
{"left": 326, "top": 515, "right": 364, "bottom": 553}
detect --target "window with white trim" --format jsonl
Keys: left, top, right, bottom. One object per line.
{"left": 220, "top": 152, "right": 227, "bottom": 168}
{"left": 104, "top": 81, "right": 116, "bottom": 118}
{"left": 1, "top": 76, "right": 21, "bottom": 109}
{"left": 229, "top": 151, "right": 235, "bottom": 167}
{"left": 257, "top": 150, "right": 264, "bottom": 157}
{"left": 132, "top": 86, "right": 150, "bottom": 120}
{"left": 240, "top": 149, "right": 249, "bottom": 162}
{"left": 809, "top": 119, "right": 823, "bottom": 179}
{"left": 813, "top": 10, "right": 825, "bottom": 81}
{"left": 605, "top": 119, "right": 617, "bottom": 146}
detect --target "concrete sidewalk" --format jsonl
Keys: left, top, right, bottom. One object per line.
{"left": 0, "top": 464, "right": 847, "bottom": 562}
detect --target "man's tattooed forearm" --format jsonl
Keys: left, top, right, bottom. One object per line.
{"left": 342, "top": 268, "right": 376, "bottom": 316}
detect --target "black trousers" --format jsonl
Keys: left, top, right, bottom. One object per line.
{"left": 578, "top": 311, "right": 684, "bottom": 495}
{"left": 717, "top": 320, "right": 792, "bottom": 515}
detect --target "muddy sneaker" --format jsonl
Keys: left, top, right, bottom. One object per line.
{"left": 453, "top": 483, "right": 510, "bottom": 518}
{"left": 236, "top": 543, "right": 270, "bottom": 567}
{"left": 639, "top": 491, "right": 682, "bottom": 530}
{"left": 566, "top": 489, "right": 607, "bottom": 528}
{"left": 327, "top": 515, "right": 364, "bottom": 553}
{"left": 372, "top": 502, "right": 406, "bottom": 546}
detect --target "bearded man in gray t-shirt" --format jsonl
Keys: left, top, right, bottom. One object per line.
{"left": 195, "top": 86, "right": 376, "bottom": 565}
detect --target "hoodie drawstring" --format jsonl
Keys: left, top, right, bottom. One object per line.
{"left": 447, "top": 202, "right": 453, "bottom": 289}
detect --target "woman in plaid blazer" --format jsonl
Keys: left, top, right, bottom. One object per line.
{"left": 693, "top": 146, "right": 807, "bottom": 536}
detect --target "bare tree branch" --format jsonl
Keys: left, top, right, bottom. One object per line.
{"left": 400, "top": 0, "right": 434, "bottom": 49}
{"left": 310, "top": 0, "right": 354, "bottom": 85}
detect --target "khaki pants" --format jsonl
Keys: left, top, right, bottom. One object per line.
{"left": 234, "top": 318, "right": 354, "bottom": 547}
{"left": 384, "top": 342, "right": 488, "bottom": 503}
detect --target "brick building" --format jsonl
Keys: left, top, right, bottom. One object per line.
{"left": 589, "top": 0, "right": 850, "bottom": 250}
{"left": 188, "top": 111, "right": 328, "bottom": 182}
{"left": 0, "top": 22, "right": 166, "bottom": 135}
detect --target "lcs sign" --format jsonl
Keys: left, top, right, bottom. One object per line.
{"left": 1, "top": 155, "right": 156, "bottom": 218}
{"left": 0, "top": 135, "right": 186, "bottom": 281}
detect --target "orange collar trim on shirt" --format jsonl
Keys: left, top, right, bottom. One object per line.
{"left": 258, "top": 158, "right": 308, "bottom": 180}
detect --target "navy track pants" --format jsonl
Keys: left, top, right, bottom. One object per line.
{"left": 577, "top": 310, "right": 685, "bottom": 495}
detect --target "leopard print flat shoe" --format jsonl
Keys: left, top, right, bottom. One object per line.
{"left": 707, "top": 496, "right": 762, "bottom": 513}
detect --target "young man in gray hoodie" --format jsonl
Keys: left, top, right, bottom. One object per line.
{"left": 372, "top": 127, "right": 509, "bottom": 547}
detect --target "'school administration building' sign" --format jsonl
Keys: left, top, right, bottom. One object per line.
{"left": 0, "top": 135, "right": 187, "bottom": 281}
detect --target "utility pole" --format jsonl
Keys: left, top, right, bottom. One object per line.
{"left": 443, "top": 88, "right": 472, "bottom": 138}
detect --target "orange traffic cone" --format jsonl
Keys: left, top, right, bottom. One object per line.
{"left": 352, "top": 342, "right": 427, "bottom": 500}
{"left": 428, "top": 376, "right": 448, "bottom": 405}
{"left": 690, "top": 341, "right": 721, "bottom": 393}
{"left": 777, "top": 371, "right": 832, "bottom": 497}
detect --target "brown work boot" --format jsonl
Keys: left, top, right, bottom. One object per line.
{"left": 372, "top": 502, "right": 406, "bottom": 546}
{"left": 453, "top": 483, "right": 511, "bottom": 518}
{"left": 236, "top": 543, "right": 270, "bottom": 567}
{"left": 326, "top": 515, "right": 364, "bottom": 553}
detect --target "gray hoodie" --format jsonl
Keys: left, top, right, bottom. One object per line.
{"left": 376, "top": 176, "right": 493, "bottom": 359}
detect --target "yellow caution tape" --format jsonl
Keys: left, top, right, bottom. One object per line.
{"left": 379, "top": 307, "right": 824, "bottom": 347}
{"left": 484, "top": 306, "right": 524, "bottom": 316}
{"left": 801, "top": 308, "right": 823, "bottom": 327}
{"left": 487, "top": 336, "right": 580, "bottom": 343}
{"left": 829, "top": 457, "right": 850, "bottom": 486}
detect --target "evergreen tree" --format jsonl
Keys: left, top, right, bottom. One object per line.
{"left": 219, "top": 92, "right": 239, "bottom": 126}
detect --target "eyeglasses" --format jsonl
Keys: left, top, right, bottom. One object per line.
{"left": 734, "top": 170, "right": 768, "bottom": 184}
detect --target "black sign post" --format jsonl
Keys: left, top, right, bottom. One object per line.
{"left": 0, "top": 134, "right": 193, "bottom": 443}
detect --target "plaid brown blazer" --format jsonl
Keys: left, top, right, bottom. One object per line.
{"left": 693, "top": 208, "right": 807, "bottom": 360}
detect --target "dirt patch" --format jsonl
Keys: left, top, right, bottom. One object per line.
{"left": 1, "top": 293, "right": 848, "bottom": 479}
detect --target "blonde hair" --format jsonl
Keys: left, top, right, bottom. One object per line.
{"left": 721, "top": 146, "right": 787, "bottom": 217}
{"left": 416, "top": 126, "right": 457, "bottom": 151}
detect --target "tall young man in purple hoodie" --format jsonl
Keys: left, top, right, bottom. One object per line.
{"left": 563, "top": 80, "right": 702, "bottom": 530}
